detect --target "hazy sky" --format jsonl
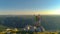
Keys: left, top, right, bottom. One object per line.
{"left": 0, "top": 0, "right": 60, "bottom": 15}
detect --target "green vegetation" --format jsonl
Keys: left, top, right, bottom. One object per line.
{"left": 0, "top": 25, "right": 7, "bottom": 31}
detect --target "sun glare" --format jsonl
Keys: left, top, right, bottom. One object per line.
{"left": 35, "top": 10, "right": 60, "bottom": 15}
{"left": 52, "top": 10, "right": 60, "bottom": 15}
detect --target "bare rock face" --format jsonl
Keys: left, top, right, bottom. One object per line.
{"left": 23, "top": 25, "right": 45, "bottom": 32}
{"left": 22, "top": 15, "right": 45, "bottom": 32}
{"left": 35, "top": 26, "right": 45, "bottom": 32}
{"left": 34, "top": 15, "right": 45, "bottom": 32}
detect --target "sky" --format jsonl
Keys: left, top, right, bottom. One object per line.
{"left": 0, "top": 0, "right": 60, "bottom": 15}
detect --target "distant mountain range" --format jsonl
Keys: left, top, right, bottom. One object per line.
{"left": 0, "top": 15, "right": 60, "bottom": 31}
